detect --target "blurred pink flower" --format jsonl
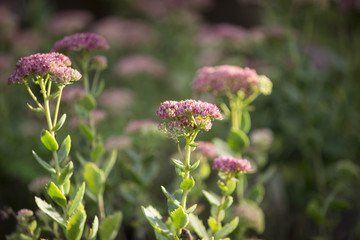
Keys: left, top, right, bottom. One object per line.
{"left": 113, "top": 54, "right": 166, "bottom": 78}
{"left": 0, "top": 54, "right": 14, "bottom": 85}
{"left": 47, "top": 10, "right": 94, "bottom": 35}
{"left": 11, "top": 30, "right": 43, "bottom": 56}
{"left": 253, "top": 25, "right": 286, "bottom": 39}
{"left": 91, "top": 55, "right": 107, "bottom": 71}
{"left": 0, "top": 5, "right": 18, "bottom": 40}
{"left": 61, "top": 86, "right": 86, "bottom": 103}
{"left": 28, "top": 176, "right": 51, "bottom": 194}
{"left": 196, "top": 141, "right": 218, "bottom": 159}
{"left": 213, "top": 156, "right": 253, "bottom": 174}
{"left": 92, "top": 109, "right": 107, "bottom": 124}
{"left": 125, "top": 119, "right": 157, "bottom": 133}
{"left": 97, "top": 88, "right": 133, "bottom": 113}
{"left": 91, "top": 17, "right": 156, "bottom": 48}
{"left": 105, "top": 135, "right": 132, "bottom": 150}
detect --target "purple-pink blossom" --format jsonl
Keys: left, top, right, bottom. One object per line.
{"left": 157, "top": 99, "right": 223, "bottom": 138}
{"left": 196, "top": 141, "right": 218, "bottom": 158}
{"left": 192, "top": 65, "right": 260, "bottom": 96}
{"left": 47, "top": 10, "right": 93, "bottom": 35}
{"left": 213, "top": 155, "right": 253, "bottom": 174}
{"left": 126, "top": 119, "right": 157, "bottom": 133}
{"left": 51, "top": 32, "right": 110, "bottom": 52}
{"left": 8, "top": 52, "right": 81, "bottom": 85}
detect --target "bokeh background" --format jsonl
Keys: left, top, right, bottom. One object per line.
{"left": 1, "top": 0, "right": 360, "bottom": 239}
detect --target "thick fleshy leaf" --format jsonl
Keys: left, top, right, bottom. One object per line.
{"left": 84, "top": 163, "right": 105, "bottom": 195}
{"left": 161, "top": 186, "right": 181, "bottom": 207}
{"left": 227, "top": 129, "right": 249, "bottom": 152}
{"left": 89, "top": 216, "right": 99, "bottom": 240}
{"left": 99, "top": 212, "right": 122, "bottom": 240}
{"left": 52, "top": 113, "right": 66, "bottom": 132}
{"left": 214, "top": 217, "right": 239, "bottom": 239}
{"left": 58, "top": 161, "right": 74, "bottom": 186}
{"left": 171, "top": 207, "right": 189, "bottom": 229}
{"left": 220, "top": 196, "right": 233, "bottom": 210}
{"left": 103, "top": 150, "right": 117, "bottom": 178}
{"left": 41, "top": 129, "right": 59, "bottom": 151}
{"left": 171, "top": 158, "right": 185, "bottom": 169}
{"left": 47, "top": 181, "right": 67, "bottom": 207}
{"left": 186, "top": 204, "right": 197, "bottom": 214}
{"left": 68, "top": 182, "right": 85, "bottom": 217}
{"left": 141, "top": 206, "right": 173, "bottom": 240}
{"left": 32, "top": 150, "right": 56, "bottom": 174}
{"left": 189, "top": 160, "right": 200, "bottom": 171}
{"left": 180, "top": 177, "right": 195, "bottom": 191}
{"left": 91, "top": 143, "right": 105, "bottom": 162}
{"left": 66, "top": 208, "right": 87, "bottom": 240}
{"left": 80, "top": 94, "right": 96, "bottom": 111}
{"left": 57, "top": 135, "right": 71, "bottom": 164}
{"left": 35, "top": 197, "right": 66, "bottom": 227}
{"left": 189, "top": 213, "right": 208, "bottom": 239}
{"left": 27, "top": 103, "right": 44, "bottom": 114}
{"left": 208, "top": 216, "right": 221, "bottom": 232}
{"left": 79, "top": 122, "right": 94, "bottom": 141}
{"left": 240, "top": 110, "right": 251, "bottom": 133}
{"left": 203, "top": 190, "right": 220, "bottom": 206}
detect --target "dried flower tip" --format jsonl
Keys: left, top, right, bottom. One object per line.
{"left": 8, "top": 52, "right": 81, "bottom": 85}
{"left": 213, "top": 155, "right": 253, "bottom": 174}
{"left": 51, "top": 32, "right": 110, "bottom": 52}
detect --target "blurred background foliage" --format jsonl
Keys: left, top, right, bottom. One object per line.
{"left": 1, "top": 0, "right": 360, "bottom": 239}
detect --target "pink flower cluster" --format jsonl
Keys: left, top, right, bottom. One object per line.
{"left": 8, "top": 52, "right": 81, "bottom": 85}
{"left": 192, "top": 65, "right": 259, "bottom": 96}
{"left": 157, "top": 99, "right": 223, "bottom": 138}
{"left": 213, "top": 156, "right": 253, "bottom": 174}
{"left": 196, "top": 141, "right": 218, "bottom": 158}
{"left": 125, "top": 119, "right": 157, "bottom": 133}
{"left": 51, "top": 32, "right": 110, "bottom": 52}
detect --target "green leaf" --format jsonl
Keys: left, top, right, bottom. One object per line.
{"left": 68, "top": 182, "right": 85, "bottom": 217}
{"left": 74, "top": 104, "right": 89, "bottom": 119}
{"left": 91, "top": 143, "right": 105, "bottom": 162}
{"left": 103, "top": 150, "right": 117, "bottom": 178}
{"left": 80, "top": 94, "right": 96, "bottom": 111}
{"left": 171, "top": 207, "right": 189, "bottom": 229}
{"left": 171, "top": 158, "right": 185, "bottom": 169}
{"left": 19, "top": 233, "right": 33, "bottom": 240}
{"left": 47, "top": 181, "right": 67, "bottom": 207}
{"left": 52, "top": 113, "right": 66, "bottom": 132}
{"left": 57, "top": 135, "right": 71, "bottom": 164}
{"left": 161, "top": 186, "right": 181, "bottom": 207}
{"left": 141, "top": 206, "right": 173, "bottom": 239}
{"left": 227, "top": 129, "right": 249, "bottom": 152}
{"left": 35, "top": 197, "right": 66, "bottom": 227}
{"left": 89, "top": 216, "right": 99, "bottom": 240}
{"left": 27, "top": 103, "right": 44, "bottom": 114}
{"left": 186, "top": 204, "right": 197, "bottom": 214}
{"left": 66, "top": 208, "right": 87, "bottom": 240}
{"left": 63, "top": 179, "right": 71, "bottom": 195}
{"left": 99, "top": 212, "right": 122, "bottom": 240}
{"left": 180, "top": 177, "right": 195, "bottom": 191}
{"left": 208, "top": 216, "right": 221, "bottom": 232}
{"left": 79, "top": 122, "right": 95, "bottom": 141}
{"left": 240, "top": 110, "right": 251, "bottom": 133}
{"left": 32, "top": 150, "right": 56, "bottom": 174}
{"left": 226, "top": 180, "right": 237, "bottom": 196}
{"left": 93, "top": 80, "right": 105, "bottom": 96}
{"left": 203, "top": 190, "right": 220, "bottom": 206}
{"left": 58, "top": 161, "right": 74, "bottom": 186}
{"left": 189, "top": 213, "right": 208, "bottom": 239}
{"left": 217, "top": 180, "right": 228, "bottom": 193}
{"left": 189, "top": 160, "right": 200, "bottom": 171}
{"left": 220, "top": 196, "right": 233, "bottom": 210}
{"left": 214, "top": 217, "right": 239, "bottom": 239}
{"left": 48, "top": 90, "right": 61, "bottom": 100}
{"left": 84, "top": 163, "right": 105, "bottom": 195}
{"left": 212, "top": 138, "right": 235, "bottom": 156}
{"left": 41, "top": 129, "right": 59, "bottom": 151}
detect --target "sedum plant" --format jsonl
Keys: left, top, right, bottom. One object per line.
{"left": 7, "top": 52, "right": 99, "bottom": 240}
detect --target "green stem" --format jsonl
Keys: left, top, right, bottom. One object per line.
{"left": 237, "top": 174, "right": 245, "bottom": 204}
{"left": 82, "top": 59, "right": 90, "bottom": 94}
{"left": 53, "top": 86, "right": 64, "bottom": 127}
{"left": 98, "top": 194, "right": 106, "bottom": 222}
{"left": 91, "top": 69, "right": 100, "bottom": 94}
{"left": 24, "top": 81, "right": 45, "bottom": 111}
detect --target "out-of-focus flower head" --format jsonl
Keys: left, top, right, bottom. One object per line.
{"left": 51, "top": 32, "right": 110, "bottom": 53}
{"left": 8, "top": 52, "right": 82, "bottom": 85}
{"left": 90, "top": 55, "right": 107, "bottom": 71}
{"left": 16, "top": 209, "right": 34, "bottom": 223}
{"left": 61, "top": 86, "right": 86, "bottom": 103}
{"left": 0, "top": 5, "right": 18, "bottom": 39}
{"left": 125, "top": 119, "right": 158, "bottom": 133}
{"left": 193, "top": 65, "right": 265, "bottom": 97}
{"left": 250, "top": 128, "right": 274, "bottom": 150}
{"left": 92, "top": 109, "right": 107, "bottom": 125}
{"left": 196, "top": 141, "right": 218, "bottom": 159}
{"left": 0, "top": 54, "right": 14, "bottom": 85}
{"left": 113, "top": 54, "right": 166, "bottom": 78}
{"left": 11, "top": 30, "right": 43, "bottom": 56}
{"left": 91, "top": 17, "right": 156, "bottom": 49}
{"left": 47, "top": 10, "right": 94, "bottom": 35}
{"left": 157, "top": 99, "right": 223, "bottom": 139}
{"left": 213, "top": 155, "right": 253, "bottom": 174}
{"left": 28, "top": 176, "right": 51, "bottom": 195}
{"left": 97, "top": 88, "right": 133, "bottom": 114}
{"left": 105, "top": 135, "right": 132, "bottom": 151}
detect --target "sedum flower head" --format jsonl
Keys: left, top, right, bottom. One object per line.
{"left": 213, "top": 155, "right": 253, "bottom": 174}
{"left": 196, "top": 141, "right": 218, "bottom": 158}
{"left": 8, "top": 52, "right": 81, "bottom": 85}
{"left": 193, "top": 65, "right": 271, "bottom": 97}
{"left": 51, "top": 32, "right": 110, "bottom": 53}
{"left": 157, "top": 99, "right": 223, "bottom": 139}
